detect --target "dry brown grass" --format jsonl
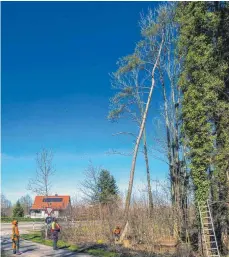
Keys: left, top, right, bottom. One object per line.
{"left": 58, "top": 193, "right": 195, "bottom": 256}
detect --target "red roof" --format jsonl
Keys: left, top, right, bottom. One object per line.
{"left": 31, "top": 195, "right": 70, "bottom": 210}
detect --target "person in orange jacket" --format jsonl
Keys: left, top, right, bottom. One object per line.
{"left": 12, "top": 220, "right": 22, "bottom": 255}
{"left": 113, "top": 225, "right": 121, "bottom": 242}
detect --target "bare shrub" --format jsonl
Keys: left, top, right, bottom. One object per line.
{"left": 59, "top": 182, "right": 196, "bottom": 255}
{"left": 175, "top": 243, "right": 194, "bottom": 257}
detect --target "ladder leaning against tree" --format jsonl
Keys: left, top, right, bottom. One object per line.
{"left": 198, "top": 200, "right": 220, "bottom": 257}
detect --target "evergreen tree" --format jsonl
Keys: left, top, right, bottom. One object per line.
{"left": 176, "top": 1, "right": 229, "bottom": 253}
{"left": 13, "top": 201, "right": 24, "bottom": 217}
{"left": 176, "top": 1, "right": 225, "bottom": 203}
{"left": 211, "top": 2, "right": 229, "bottom": 253}
{"left": 96, "top": 170, "right": 119, "bottom": 204}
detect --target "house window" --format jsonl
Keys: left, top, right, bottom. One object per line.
{"left": 43, "top": 198, "right": 63, "bottom": 202}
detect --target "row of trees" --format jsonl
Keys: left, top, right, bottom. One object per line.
{"left": 108, "top": 1, "right": 229, "bottom": 254}
{"left": 1, "top": 194, "right": 32, "bottom": 217}
{"left": 108, "top": 2, "right": 189, "bottom": 235}
{"left": 1, "top": 194, "right": 12, "bottom": 217}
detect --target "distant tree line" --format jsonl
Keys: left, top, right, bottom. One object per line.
{"left": 1, "top": 194, "right": 32, "bottom": 218}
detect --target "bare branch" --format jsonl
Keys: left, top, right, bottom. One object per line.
{"left": 112, "top": 132, "right": 137, "bottom": 138}
{"left": 106, "top": 149, "right": 133, "bottom": 157}
{"left": 27, "top": 148, "right": 55, "bottom": 196}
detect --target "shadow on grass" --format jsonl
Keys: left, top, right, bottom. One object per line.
{"left": 21, "top": 233, "right": 174, "bottom": 257}
{"left": 76, "top": 243, "right": 174, "bottom": 257}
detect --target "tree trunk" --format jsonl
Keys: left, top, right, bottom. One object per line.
{"left": 159, "top": 70, "right": 174, "bottom": 203}
{"left": 143, "top": 131, "right": 154, "bottom": 216}
{"left": 123, "top": 36, "right": 164, "bottom": 224}
{"left": 160, "top": 69, "right": 184, "bottom": 238}
{"left": 135, "top": 76, "right": 154, "bottom": 217}
{"left": 120, "top": 221, "right": 129, "bottom": 243}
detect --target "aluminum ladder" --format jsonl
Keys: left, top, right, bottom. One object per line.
{"left": 198, "top": 200, "right": 220, "bottom": 257}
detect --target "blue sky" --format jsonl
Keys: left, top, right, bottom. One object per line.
{"left": 2, "top": 1, "right": 168, "bottom": 204}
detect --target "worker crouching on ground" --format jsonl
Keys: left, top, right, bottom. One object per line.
{"left": 12, "top": 220, "right": 22, "bottom": 255}
{"left": 113, "top": 226, "right": 121, "bottom": 242}
{"left": 51, "top": 217, "right": 61, "bottom": 250}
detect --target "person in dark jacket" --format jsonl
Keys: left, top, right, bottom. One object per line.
{"left": 51, "top": 217, "right": 61, "bottom": 250}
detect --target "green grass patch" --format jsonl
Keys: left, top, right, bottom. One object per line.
{"left": 87, "top": 249, "right": 118, "bottom": 257}
{"left": 68, "top": 245, "right": 79, "bottom": 251}
{"left": 21, "top": 232, "right": 118, "bottom": 256}
{"left": 1, "top": 217, "right": 43, "bottom": 223}
{"left": 21, "top": 232, "right": 78, "bottom": 252}
{"left": 57, "top": 240, "right": 70, "bottom": 248}
{"left": 21, "top": 232, "right": 53, "bottom": 246}
{"left": 21, "top": 232, "right": 41, "bottom": 240}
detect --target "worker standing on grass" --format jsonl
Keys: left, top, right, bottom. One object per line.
{"left": 113, "top": 225, "right": 121, "bottom": 242}
{"left": 51, "top": 217, "right": 61, "bottom": 250}
{"left": 12, "top": 220, "right": 22, "bottom": 255}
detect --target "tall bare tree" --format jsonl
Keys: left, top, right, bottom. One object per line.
{"left": 19, "top": 194, "right": 33, "bottom": 215}
{"left": 27, "top": 149, "right": 55, "bottom": 196}
{"left": 108, "top": 54, "right": 154, "bottom": 216}
{"left": 1, "top": 194, "right": 12, "bottom": 217}
{"left": 123, "top": 30, "right": 164, "bottom": 225}
{"left": 155, "top": 4, "right": 189, "bottom": 238}
{"left": 114, "top": 7, "right": 166, "bottom": 226}
{"left": 80, "top": 160, "right": 100, "bottom": 204}
{"left": 109, "top": 6, "right": 184, "bottom": 240}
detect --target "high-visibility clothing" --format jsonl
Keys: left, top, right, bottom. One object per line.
{"left": 51, "top": 221, "right": 60, "bottom": 241}
{"left": 12, "top": 220, "right": 20, "bottom": 254}
{"left": 113, "top": 228, "right": 121, "bottom": 235}
{"left": 51, "top": 222, "right": 60, "bottom": 231}
{"left": 12, "top": 220, "right": 20, "bottom": 239}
